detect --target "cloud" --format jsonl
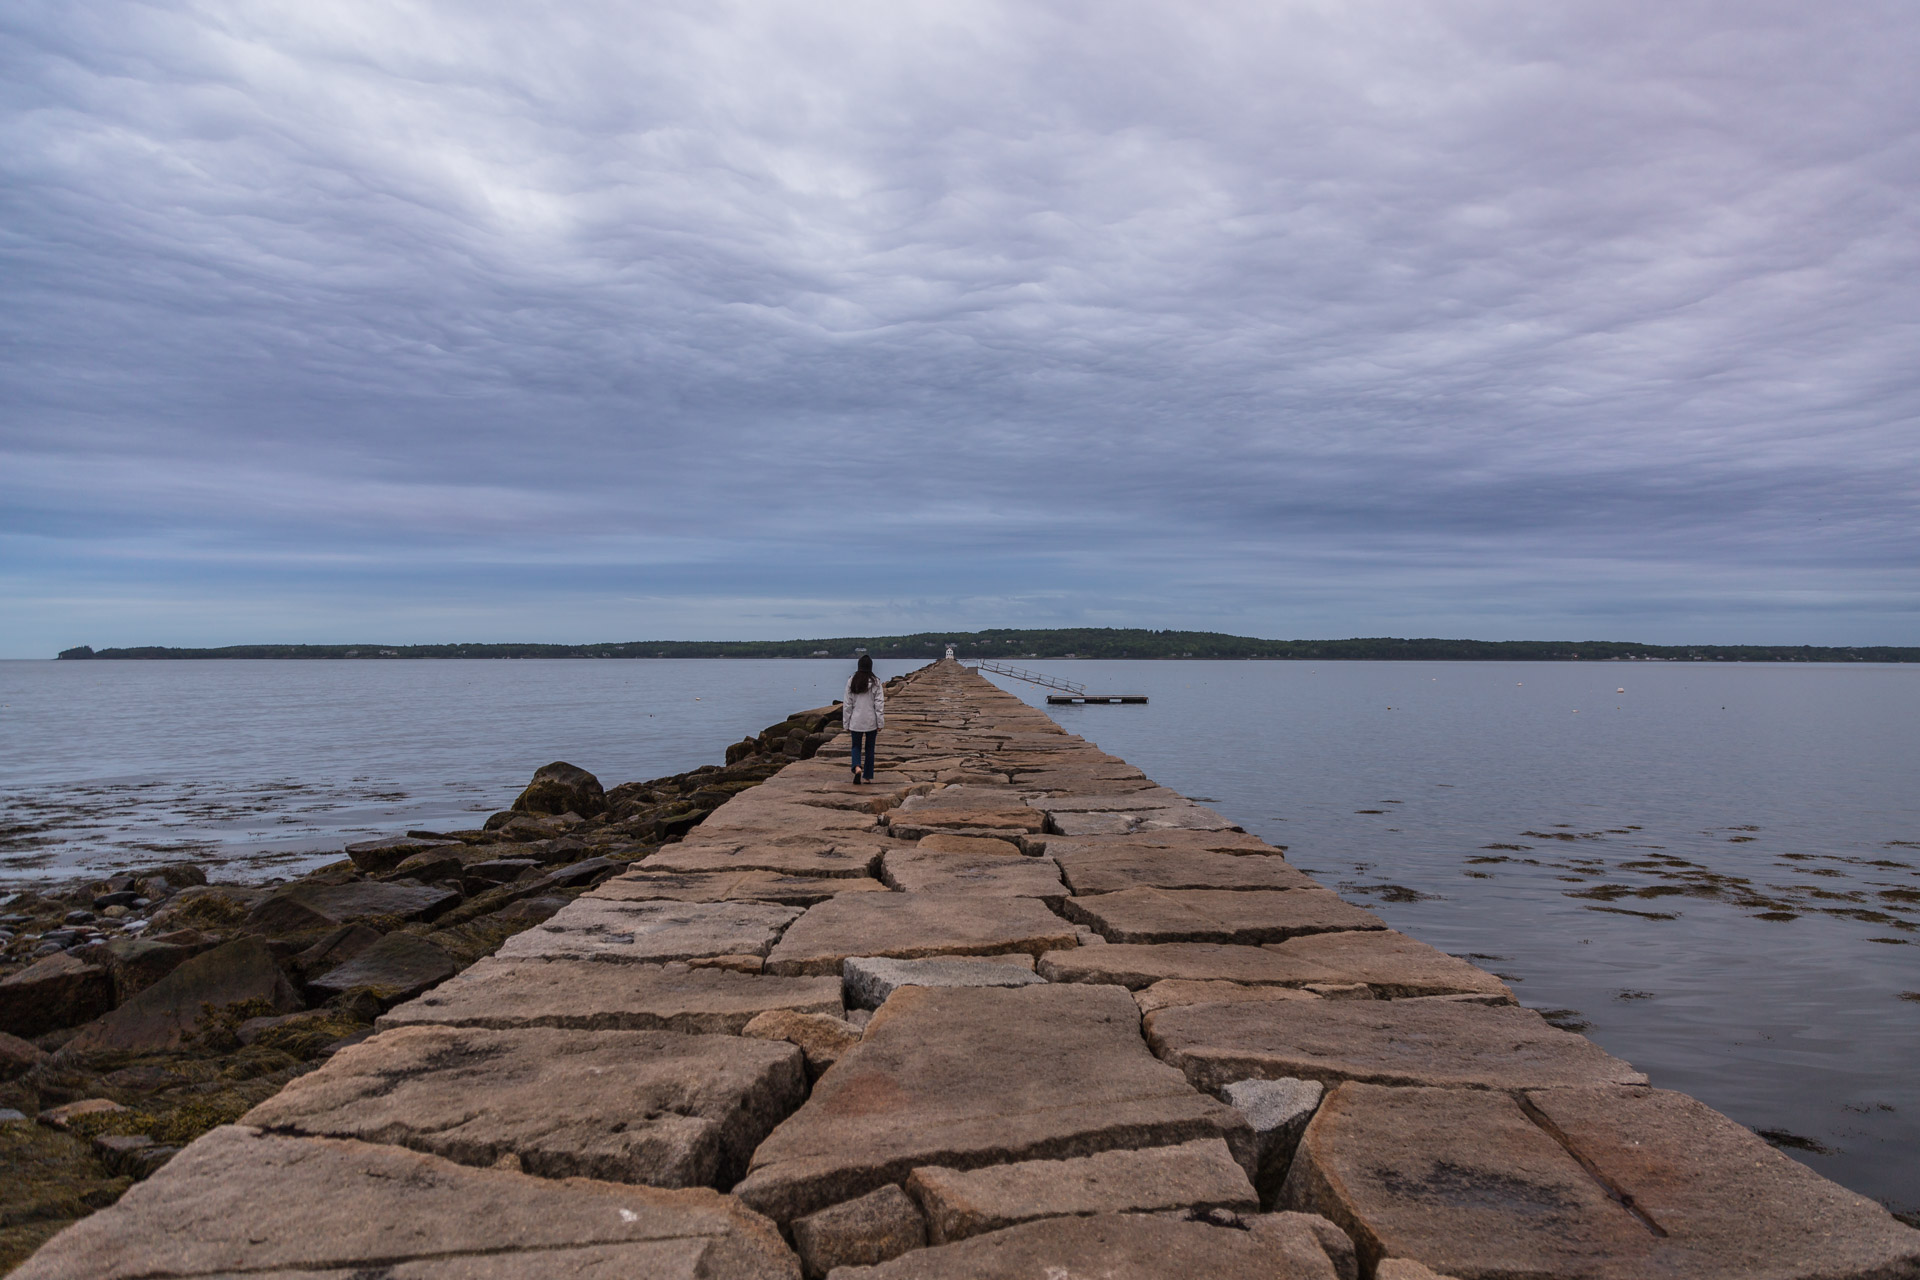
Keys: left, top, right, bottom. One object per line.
{"left": 2, "top": 0, "right": 1917, "bottom": 652}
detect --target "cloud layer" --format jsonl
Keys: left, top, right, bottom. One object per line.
{"left": 4, "top": 0, "right": 1917, "bottom": 652}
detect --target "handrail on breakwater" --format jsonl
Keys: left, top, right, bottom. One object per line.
{"left": 961, "top": 659, "right": 1086, "bottom": 695}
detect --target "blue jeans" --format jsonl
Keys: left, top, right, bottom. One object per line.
{"left": 849, "top": 729, "right": 877, "bottom": 779}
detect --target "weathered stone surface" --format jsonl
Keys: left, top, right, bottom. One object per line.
{"left": 1282, "top": 1082, "right": 1650, "bottom": 1278}
{"left": 245, "top": 880, "right": 460, "bottom": 933}
{"left": 842, "top": 955, "right": 1044, "bottom": 1009}
{"left": 62, "top": 938, "right": 301, "bottom": 1055}
{"left": 791, "top": 1184, "right": 926, "bottom": 1278}
{"left": 290, "top": 922, "right": 382, "bottom": 978}
{"left": 39, "top": 1097, "right": 127, "bottom": 1129}
{"left": 1220, "top": 1078, "right": 1323, "bottom": 1204}
{"left": 595, "top": 870, "right": 890, "bottom": 906}
{"left": 645, "top": 841, "right": 886, "bottom": 879}
{"left": 1025, "top": 789, "right": 1188, "bottom": 811}
{"left": 1261, "top": 930, "right": 1512, "bottom": 999}
{"left": 246, "top": 1023, "right": 806, "bottom": 1188}
{"left": 8, "top": 1125, "right": 799, "bottom": 1280}
{"left": 99, "top": 937, "right": 198, "bottom": 1002}
{"left": 880, "top": 847, "right": 1066, "bottom": 902}
{"left": 887, "top": 791, "right": 1047, "bottom": 837}
{"left": 493, "top": 898, "right": 801, "bottom": 964}
{"left": 764, "top": 894, "right": 1077, "bottom": 976}
{"left": 1523, "top": 1084, "right": 1920, "bottom": 1279}
{"left": 0, "top": 952, "right": 114, "bottom": 1038}
{"left": 915, "top": 832, "right": 1025, "bottom": 856}
{"left": 384, "top": 844, "right": 472, "bottom": 881}
{"left": 1375, "top": 1261, "right": 1461, "bottom": 1280}
{"left": 1040, "top": 942, "right": 1317, "bottom": 990}
{"left": 1046, "top": 802, "right": 1242, "bottom": 837}
{"left": 343, "top": 836, "right": 443, "bottom": 875}
{"left": 1063, "top": 888, "right": 1383, "bottom": 945}
{"left": 732, "top": 983, "right": 1252, "bottom": 1224}
{"left": 690, "top": 953, "right": 764, "bottom": 972}
{"left": 829, "top": 1211, "right": 1344, "bottom": 1279}
{"left": 381, "top": 958, "right": 842, "bottom": 1034}
{"left": 0, "top": 1028, "right": 50, "bottom": 1074}
{"left": 1036, "top": 829, "right": 1279, "bottom": 859}
{"left": 1146, "top": 999, "right": 1646, "bottom": 1094}
{"left": 512, "top": 760, "right": 607, "bottom": 817}
{"left": 305, "top": 932, "right": 456, "bottom": 1003}
{"left": 1054, "top": 846, "right": 1312, "bottom": 895}
{"left": 1135, "top": 979, "right": 1319, "bottom": 1016}
{"left": 907, "top": 1138, "right": 1257, "bottom": 1243}
{"left": 743, "top": 1010, "right": 863, "bottom": 1078}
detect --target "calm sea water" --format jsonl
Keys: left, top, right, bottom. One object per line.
{"left": 1, "top": 657, "right": 1915, "bottom": 1215}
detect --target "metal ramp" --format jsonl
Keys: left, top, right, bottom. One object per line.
{"left": 964, "top": 660, "right": 1147, "bottom": 704}
{"left": 964, "top": 660, "right": 1086, "bottom": 694}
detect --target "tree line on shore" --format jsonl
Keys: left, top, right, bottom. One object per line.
{"left": 54, "top": 630, "right": 1920, "bottom": 662}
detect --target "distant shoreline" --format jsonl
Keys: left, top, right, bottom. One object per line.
{"left": 52, "top": 631, "right": 1920, "bottom": 663}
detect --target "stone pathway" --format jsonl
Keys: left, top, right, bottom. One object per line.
{"left": 15, "top": 660, "right": 1920, "bottom": 1279}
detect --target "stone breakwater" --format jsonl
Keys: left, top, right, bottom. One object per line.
{"left": 13, "top": 659, "right": 1920, "bottom": 1279}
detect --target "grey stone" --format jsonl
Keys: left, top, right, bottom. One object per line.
{"left": 828, "top": 1211, "right": 1344, "bottom": 1279}
{"left": 1062, "top": 888, "right": 1384, "bottom": 945}
{"left": 512, "top": 760, "right": 607, "bottom": 818}
{"left": 305, "top": 932, "right": 456, "bottom": 1004}
{"left": 1134, "top": 980, "right": 1320, "bottom": 1016}
{"left": 842, "top": 955, "right": 1045, "bottom": 1009}
{"left": 0, "top": 1030, "right": 50, "bottom": 1074}
{"left": 732, "top": 983, "right": 1253, "bottom": 1225}
{"left": 791, "top": 1184, "right": 926, "bottom": 1278}
{"left": 1524, "top": 1084, "right": 1920, "bottom": 1278}
{"left": 743, "top": 1009, "right": 863, "bottom": 1078}
{"left": 907, "top": 1138, "right": 1257, "bottom": 1243}
{"left": 879, "top": 847, "right": 1066, "bottom": 903}
{"left": 644, "top": 841, "right": 887, "bottom": 879}
{"left": 763, "top": 894, "right": 1078, "bottom": 977}
{"left": 290, "top": 923, "right": 382, "bottom": 978}
{"left": 493, "top": 898, "right": 801, "bottom": 964}
{"left": 1261, "top": 931, "right": 1513, "bottom": 999}
{"left": 1053, "top": 845, "right": 1312, "bottom": 894}
{"left": 7, "top": 1125, "right": 799, "bottom": 1280}
{"left": 594, "top": 870, "right": 892, "bottom": 906}
{"left": 1219, "top": 1078, "right": 1323, "bottom": 1204}
{"left": 343, "top": 836, "right": 445, "bottom": 875}
{"left": 246, "top": 880, "right": 460, "bottom": 933}
{"left": 61, "top": 938, "right": 301, "bottom": 1054}
{"left": 244, "top": 1023, "right": 806, "bottom": 1188}
{"left": 1039, "top": 942, "right": 1317, "bottom": 990}
{"left": 380, "top": 958, "right": 843, "bottom": 1034}
{"left": 1145, "top": 998, "right": 1647, "bottom": 1094}
{"left": 0, "top": 951, "right": 115, "bottom": 1038}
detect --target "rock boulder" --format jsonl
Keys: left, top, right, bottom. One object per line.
{"left": 0, "top": 952, "right": 116, "bottom": 1038}
{"left": 513, "top": 761, "right": 608, "bottom": 818}
{"left": 61, "top": 938, "right": 301, "bottom": 1055}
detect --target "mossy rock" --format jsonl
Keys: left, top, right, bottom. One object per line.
{"left": 0, "top": 1120, "right": 130, "bottom": 1232}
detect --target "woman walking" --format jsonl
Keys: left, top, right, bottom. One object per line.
{"left": 844, "top": 655, "right": 884, "bottom": 784}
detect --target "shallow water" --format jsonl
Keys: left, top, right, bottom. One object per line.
{"left": 1, "top": 656, "right": 1914, "bottom": 1215}
{"left": 0, "top": 658, "right": 919, "bottom": 882}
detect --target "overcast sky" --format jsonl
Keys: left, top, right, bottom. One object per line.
{"left": 3, "top": 0, "right": 1916, "bottom": 655}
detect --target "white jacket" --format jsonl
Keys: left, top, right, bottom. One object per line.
{"left": 843, "top": 677, "right": 885, "bottom": 732}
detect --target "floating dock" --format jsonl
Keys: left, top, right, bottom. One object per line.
{"left": 18, "top": 657, "right": 1918, "bottom": 1279}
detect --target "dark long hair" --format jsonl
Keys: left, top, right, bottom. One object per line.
{"left": 850, "top": 654, "right": 875, "bottom": 694}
